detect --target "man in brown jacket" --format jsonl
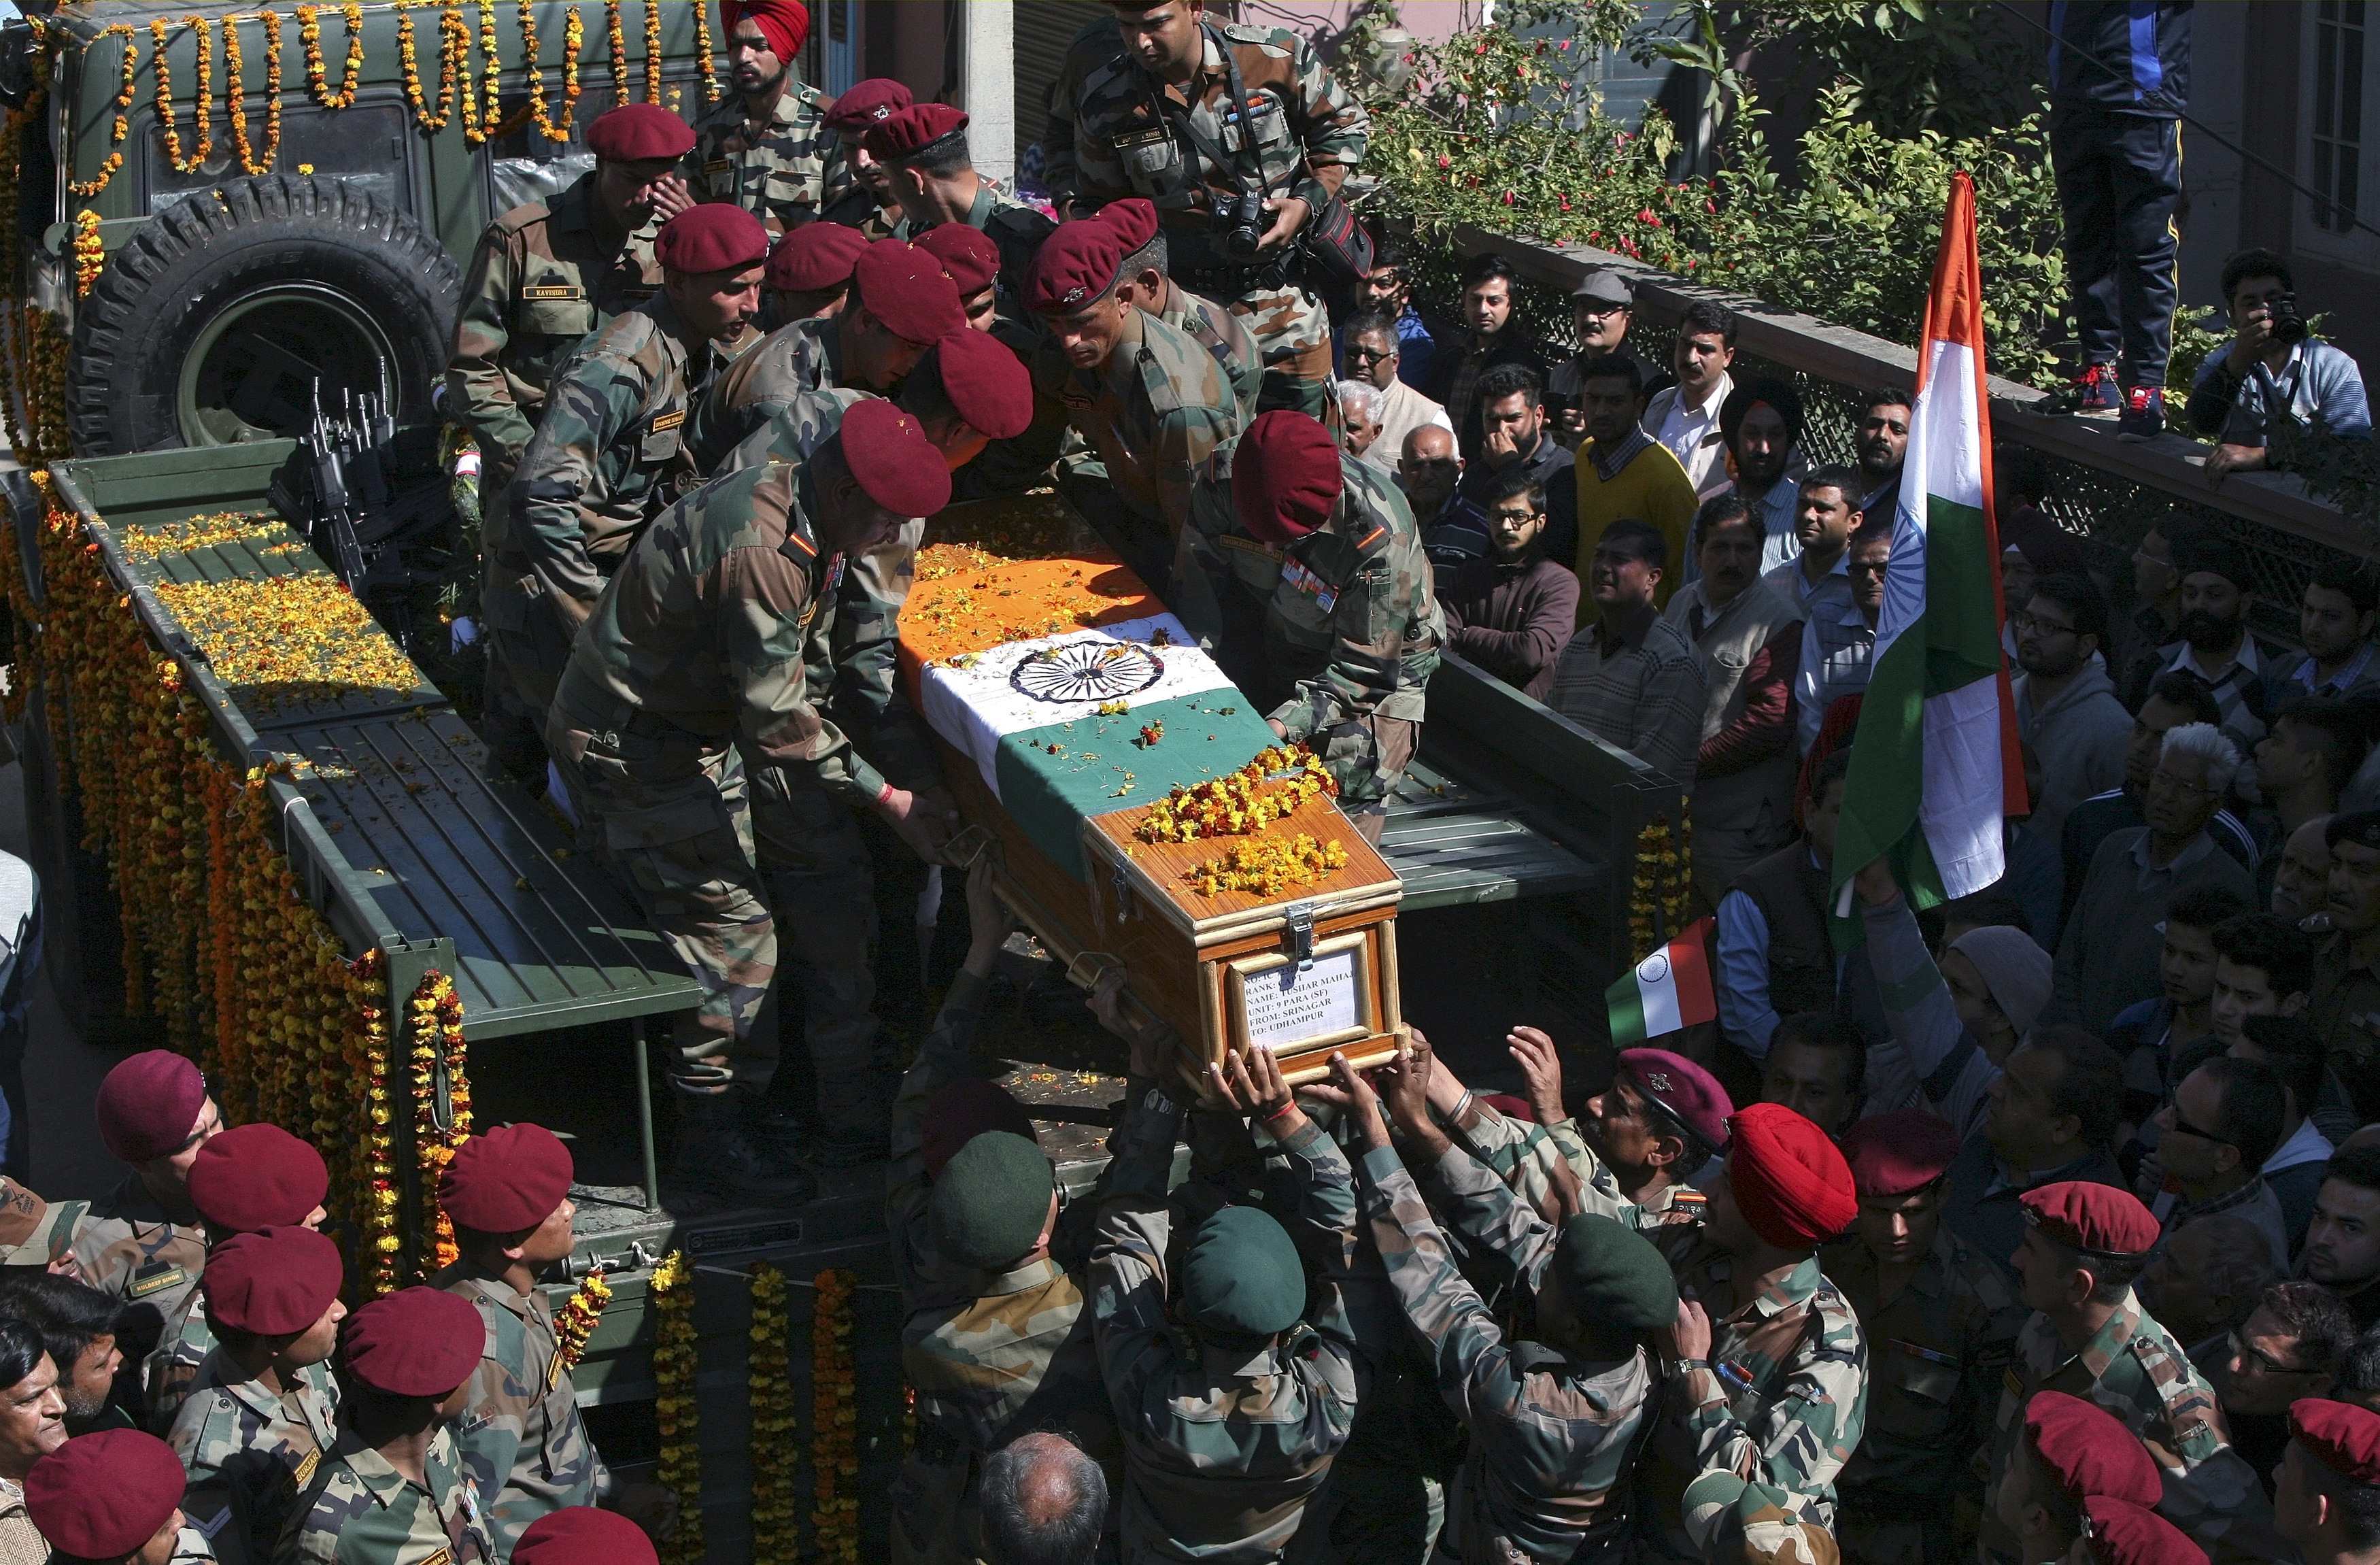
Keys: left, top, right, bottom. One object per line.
{"left": 1433, "top": 467, "right": 1577, "bottom": 701}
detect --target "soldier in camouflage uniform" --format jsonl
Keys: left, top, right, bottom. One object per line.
{"left": 20, "top": 1428, "right": 218, "bottom": 1565}
{"left": 1319, "top": 1047, "right": 1678, "bottom": 1564}
{"left": 1984, "top": 1181, "right": 2287, "bottom": 1564}
{"left": 1100, "top": 199, "right": 1262, "bottom": 420}
{"left": 168, "top": 1228, "right": 345, "bottom": 1565}
{"left": 816, "top": 79, "right": 912, "bottom": 241}
{"left": 1091, "top": 1045, "right": 1361, "bottom": 1564}
{"left": 0, "top": 1176, "right": 88, "bottom": 1274}
{"left": 446, "top": 103, "right": 695, "bottom": 780}
{"left": 280, "top": 1288, "right": 494, "bottom": 1565}
{"left": 1041, "top": 12, "right": 1132, "bottom": 221}
{"left": 508, "top": 204, "right": 767, "bottom": 692}
{"left": 1073, "top": 0, "right": 1369, "bottom": 418}
{"left": 79, "top": 1054, "right": 220, "bottom": 1381}
{"left": 1645, "top": 1103, "right": 1867, "bottom": 1565}
{"left": 683, "top": 239, "right": 963, "bottom": 477}
{"left": 683, "top": 0, "right": 843, "bottom": 235}
{"left": 1822, "top": 1111, "right": 2025, "bottom": 1565}
{"left": 1173, "top": 411, "right": 1440, "bottom": 842}
{"left": 147, "top": 1124, "right": 331, "bottom": 1437}
{"left": 862, "top": 105, "right": 1055, "bottom": 316}
{"left": 546, "top": 406, "right": 957, "bottom": 1198}
{"left": 1023, "top": 217, "right": 1242, "bottom": 590}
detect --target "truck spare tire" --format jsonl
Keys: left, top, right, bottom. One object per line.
{"left": 67, "top": 174, "right": 462, "bottom": 456}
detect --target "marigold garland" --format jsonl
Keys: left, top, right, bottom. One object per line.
{"left": 810, "top": 1268, "right": 860, "bottom": 1563}
{"left": 1136, "top": 745, "right": 1338, "bottom": 844}
{"left": 605, "top": 0, "right": 628, "bottom": 102}
{"left": 296, "top": 3, "right": 364, "bottom": 110}
{"left": 554, "top": 1266, "right": 609, "bottom": 1368}
{"left": 517, "top": 1, "right": 583, "bottom": 144}
{"left": 71, "top": 211, "right": 102, "bottom": 297}
{"left": 1626, "top": 811, "right": 1695, "bottom": 953}
{"left": 408, "top": 968, "right": 471, "bottom": 1275}
{"left": 651, "top": 1250, "right": 704, "bottom": 1565}
{"left": 1185, "top": 834, "right": 1351, "bottom": 898}
{"left": 67, "top": 24, "right": 138, "bottom": 197}
{"left": 477, "top": 0, "right": 502, "bottom": 133}
{"left": 222, "top": 10, "right": 284, "bottom": 175}
{"left": 152, "top": 16, "right": 214, "bottom": 175}
{"left": 694, "top": 1, "right": 718, "bottom": 102}
{"left": 397, "top": 3, "right": 464, "bottom": 131}
{"left": 642, "top": 0, "right": 662, "bottom": 102}
{"left": 747, "top": 1264, "right": 797, "bottom": 1564}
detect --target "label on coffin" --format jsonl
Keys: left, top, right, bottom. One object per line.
{"left": 1240, "top": 945, "right": 1361, "bottom": 1050}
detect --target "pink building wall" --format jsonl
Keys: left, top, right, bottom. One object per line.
{"left": 1234, "top": 2, "right": 1489, "bottom": 48}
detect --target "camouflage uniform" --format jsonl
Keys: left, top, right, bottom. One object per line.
{"left": 1091, "top": 1087, "right": 1361, "bottom": 1564}
{"left": 168, "top": 1351, "right": 340, "bottom": 1565}
{"left": 445, "top": 171, "right": 662, "bottom": 774}
{"left": 1356, "top": 1143, "right": 1661, "bottom": 1564}
{"left": 73, "top": 1176, "right": 208, "bottom": 1360}
{"left": 546, "top": 462, "right": 900, "bottom": 1094}
{"left": 684, "top": 81, "right": 845, "bottom": 235}
{"left": 279, "top": 1425, "right": 494, "bottom": 1565}
{"left": 1153, "top": 276, "right": 1263, "bottom": 422}
{"left": 1982, "top": 1291, "right": 2285, "bottom": 1564}
{"left": 1440, "top": 1097, "right": 1670, "bottom": 1231}
{"left": 1642, "top": 1235, "right": 1868, "bottom": 1564}
{"left": 1073, "top": 20, "right": 1368, "bottom": 417}
{"left": 432, "top": 1266, "right": 609, "bottom": 1559}
{"left": 684, "top": 316, "right": 839, "bottom": 477}
{"left": 1820, "top": 1224, "right": 2024, "bottom": 1565}
{"left": 0, "top": 1175, "right": 86, "bottom": 1268}
{"left": 916, "top": 183, "right": 1057, "bottom": 319}
{"left": 143, "top": 1287, "right": 215, "bottom": 1434}
{"left": 1038, "top": 14, "right": 1129, "bottom": 217}
{"left": 1174, "top": 448, "right": 1440, "bottom": 820}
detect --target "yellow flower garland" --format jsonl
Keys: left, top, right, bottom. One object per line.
{"left": 642, "top": 0, "right": 661, "bottom": 102}
{"left": 605, "top": 0, "right": 628, "bottom": 103}
{"left": 296, "top": 3, "right": 364, "bottom": 110}
{"left": 71, "top": 212, "right": 102, "bottom": 297}
{"left": 694, "top": 2, "right": 718, "bottom": 103}
{"left": 810, "top": 1268, "right": 859, "bottom": 1562}
{"left": 476, "top": 0, "right": 501, "bottom": 139}
{"left": 152, "top": 16, "right": 214, "bottom": 175}
{"left": 651, "top": 1250, "right": 704, "bottom": 1565}
{"left": 408, "top": 968, "right": 472, "bottom": 1276}
{"left": 517, "top": 1, "right": 583, "bottom": 144}
{"left": 221, "top": 11, "right": 284, "bottom": 175}
{"left": 67, "top": 25, "right": 138, "bottom": 198}
{"left": 747, "top": 1264, "right": 796, "bottom": 1564}
{"left": 554, "top": 1266, "right": 610, "bottom": 1367}
{"left": 1625, "top": 809, "right": 1697, "bottom": 956}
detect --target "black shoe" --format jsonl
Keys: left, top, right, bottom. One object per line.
{"left": 808, "top": 1121, "right": 890, "bottom": 1168}
{"left": 670, "top": 1096, "right": 818, "bottom": 1204}
{"left": 808, "top": 1077, "right": 892, "bottom": 1168}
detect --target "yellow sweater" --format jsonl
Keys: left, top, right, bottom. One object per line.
{"left": 1573, "top": 438, "right": 1699, "bottom": 617}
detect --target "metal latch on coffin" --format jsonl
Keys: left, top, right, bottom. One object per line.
{"left": 1283, "top": 901, "right": 1316, "bottom": 971}
{"left": 1112, "top": 861, "right": 1135, "bottom": 921}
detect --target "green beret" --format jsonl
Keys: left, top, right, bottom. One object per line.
{"left": 1180, "top": 1205, "right": 1305, "bottom": 1336}
{"left": 1550, "top": 1213, "right": 1678, "bottom": 1332}
{"left": 929, "top": 1132, "right": 1055, "bottom": 1270}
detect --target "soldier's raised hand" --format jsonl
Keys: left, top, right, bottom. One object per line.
{"left": 1506, "top": 1026, "right": 1566, "bottom": 1127}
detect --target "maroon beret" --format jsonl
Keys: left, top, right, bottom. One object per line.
{"left": 862, "top": 103, "right": 969, "bottom": 163}
{"left": 1727, "top": 1103, "right": 1858, "bottom": 1249}
{"left": 720, "top": 0, "right": 809, "bottom": 61}
{"left": 914, "top": 223, "right": 1000, "bottom": 297}
{"left": 656, "top": 204, "right": 769, "bottom": 276}
{"left": 2293, "top": 1397, "right": 2380, "bottom": 1485}
{"left": 97, "top": 1051, "right": 207, "bottom": 1164}
{"left": 440, "top": 1122, "right": 574, "bottom": 1234}
{"left": 24, "top": 1432, "right": 185, "bottom": 1560}
{"left": 2020, "top": 1180, "right": 2160, "bottom": 1260}
{"left": 341, "top": 1286, "right": 486, "bottom": 1397}
{"left": 1233, "top": 411, "right": 1343, "bottom": 543}
{"left": 583, "top": 103, "right": 695, "bottom": 163}
{"left": 2081, "top": 1497, "right": 2200, "bottom": 1565}
{"left": 930, "top": 331, "right": 1032, "bottom": 441}
{"left": 515, "top": 1508, "right": 659, "bottom": 1565}
{"left": 1839, "top": 1108, "right": 1960, "bottom": 1198}
{"left": 187, "top": 1123, "right": 329, "bottom": 1233}
{"left": 1026, "top": 220, "right": 1125, "bottom": 314}
{"left": 1616, "top": 1047, "right": 1733, "bottom": 1152}
{"left": 838, "top": 398, "right": 951, "bottom": 518}
{"left": 1478, "top": 1094, "right": 1536, "bottom": 1123}
{"left": 201, "top": 1226, "right": 343, "bottom": 1336}
{"left": 821, "top": 78, "right": 913, "bottom": 135}
{"left": 1098, "top": 198, "right": 1160, "bottom": 254}
{"left": 853, "top": 239, "right": 966, "bottom": 343}
{"left": 921, "top": 1079, "right": 1037, "bottom": 1177}
{"left": 766, "top": 222, "right": 870, "bottom": 294}
{"left": 2024, "top": 1390, "right": 2162, "bottom": 1509}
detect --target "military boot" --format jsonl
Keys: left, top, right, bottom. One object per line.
{"left": 807, "top": 1070, "right": 894, "bottom": 1169}
{"left": 671, "top": 1090, "right": 817, "bottom": 1205}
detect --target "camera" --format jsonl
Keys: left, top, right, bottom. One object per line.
{"left": 2270, "top": 290, "right": 2309, "bottom": 347}
{"left": 1213, "top": 184, "right": 1268, "bottom": 265}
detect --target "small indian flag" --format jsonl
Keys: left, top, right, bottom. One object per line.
{"left": 1606, "top": 918, "right": 1718, "bottom": 1046}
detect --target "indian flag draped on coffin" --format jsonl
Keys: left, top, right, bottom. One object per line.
{"left": 1829, "top": 171, "right": 2027, "bottom": 915}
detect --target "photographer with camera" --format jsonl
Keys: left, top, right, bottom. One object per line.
{"left": 1072, "top": 0, "right": 1370, "bottom": 421}
{"left": 2190, "top": 248, "right": 2373, "bottom": 488}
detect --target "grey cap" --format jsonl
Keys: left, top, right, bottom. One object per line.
{"left": 1570, "top": 269, "right": 1634, "bottom": 305}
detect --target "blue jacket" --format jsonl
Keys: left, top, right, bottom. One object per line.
{"left": 2048, "top": 1, "right": 2192, "bottom": 116}
{"left": 2187, "top": 339, "right": 2374, "bottom": 449}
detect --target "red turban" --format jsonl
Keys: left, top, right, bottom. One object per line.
{"left": 720, "top": 0, "right": 809, "bottom": 62}
{"left": 1726, "top": 1103, "right": 1857, "bottom": 1249}
{"left": 1233, "top": 411, "right": 1342, "bottom": 543}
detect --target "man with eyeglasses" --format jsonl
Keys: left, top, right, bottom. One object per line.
{"left": 2013, "top": 572, "right": 2132, "bottom": 841}
{"left": 1337, "top": 310, "right": 1450, "bottom": 477}
{"left": 2146, "top": 1056, "right": 2292, "bottom": 1273}
{"left": 1544, "top": 270, "right": 1664, "bottom": 448}
{"left": 1433, "top": 469, "right": 1578, "bottom": 702}
{"left": 1429, "top": 364, "right": 1573, "bottom": 567}
{"left": 2213, "top": 1283, "right": 2355, "bottom": 1490}
{"left": 2054, "top": 722, "right": 2257, "bottom": 1035}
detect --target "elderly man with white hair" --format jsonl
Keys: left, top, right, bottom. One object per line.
{"left": 2053, "top": 720, "right": 2260, "bottom": 1035}
{"left": 981, "top": 1432, "right": 1106, "bottom": 1565}
{"left": 1335, "top": 379, "right": 1385, "bottom": 467}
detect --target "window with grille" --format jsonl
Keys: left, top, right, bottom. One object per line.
{"left": 2314, "top": 0, "right": 2366, "bottom": 234}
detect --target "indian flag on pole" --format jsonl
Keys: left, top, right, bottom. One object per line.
{"left": 1606, "top": 917, "right": 1718, "bottom": 1046}
{"left": 1829, "top": 171, "right": 2026, "bottom": 917}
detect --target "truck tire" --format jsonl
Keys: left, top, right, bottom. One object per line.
{"left": 67, "top": 174, "right": 461, "bottom": 455}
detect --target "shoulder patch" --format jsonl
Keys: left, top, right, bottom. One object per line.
{"left": 1351, "top": 524, "right": 1387, "bottom": 553}
{"left": 487, "top": 201, "right": 555, "bottom": 237}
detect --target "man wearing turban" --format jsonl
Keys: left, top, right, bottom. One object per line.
{"left": 683, "top": 1, "right": 843, "bottom": 236}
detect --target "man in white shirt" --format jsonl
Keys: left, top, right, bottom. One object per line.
{"left": 1640, "top": 299, "right": 1736, "bottom": 497}
{"left": 1340, "top": 309, "right": 1452, "bottom": 475}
